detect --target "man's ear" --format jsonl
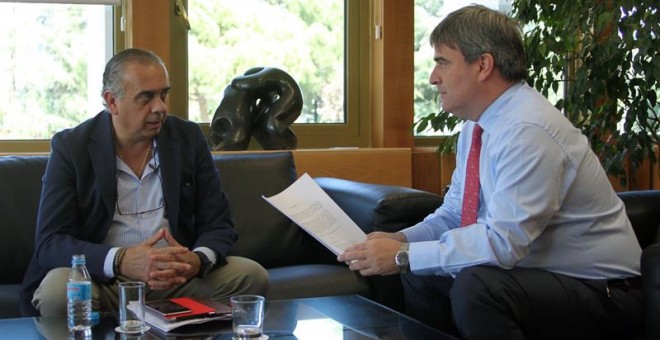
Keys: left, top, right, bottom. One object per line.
{"left": 103, "top": 91, "right": 118, "bottom": 114}
{"left": 477, "top": 53, "right": 495, "bottom": 81}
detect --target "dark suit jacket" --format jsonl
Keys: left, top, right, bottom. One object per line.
{"left": 20, "top": 111, "right": 237, "bottom": 316}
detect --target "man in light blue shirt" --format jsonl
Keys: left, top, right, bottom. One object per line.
{"left": 338, "top": 5, "right": 642, "bottom": 339}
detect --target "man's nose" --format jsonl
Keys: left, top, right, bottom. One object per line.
{"left": 429, "top": 68, "right": 441, "bottom": 85}
{"left": 429, "top": 71, "right": 438, "bottom": 85}
{"left": 153, "top": 97, "right": 168, "bottom": 113}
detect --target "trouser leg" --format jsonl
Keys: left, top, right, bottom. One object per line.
{"left": 147, "top": 256, "right": 269, "bottom": 303}
{"left": 450, "top": 266, "right": 642, "bottom": 340}
{"left": 33, "top": 256, "right": 269, "bottom": 316}
{"left": 32, "top": 268, "right": 106, "bottom": 317}
{"left": 400, "top": 271, "right": 458, "bottom": 336}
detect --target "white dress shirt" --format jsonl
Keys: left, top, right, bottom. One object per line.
{"left": 403, "top": 82, "right": 641, "bottom": 280}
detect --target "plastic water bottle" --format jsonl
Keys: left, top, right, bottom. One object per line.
{"left": 67, "top": 254, "right": 92, "bottom": 338}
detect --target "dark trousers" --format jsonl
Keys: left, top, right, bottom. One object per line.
{"left": 401, "top": 266, "right": 642, "bottom": 340}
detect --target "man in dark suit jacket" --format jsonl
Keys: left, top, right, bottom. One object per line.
{"left": 20, "top": 48, "right": 268, "bottom": 316}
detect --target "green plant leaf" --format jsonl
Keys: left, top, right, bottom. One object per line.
{"left": 511, "top": 0, "right": 659, "bottom": 185}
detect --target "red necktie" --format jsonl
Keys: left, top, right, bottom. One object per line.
{"left": 461, "top": 124, "right": 483, "bottom": 227}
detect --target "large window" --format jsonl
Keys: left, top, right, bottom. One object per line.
{"left": 187, "top": 0, "right": 345, "bottom": 125}
{"left": 1, "top": 0, "right": 369, "bottom": 151}
{"left": 183, "top": 0, "right": 371, "bottom": 149}
{"left": 0, "top": 1, "right": 115, "bottom": 141}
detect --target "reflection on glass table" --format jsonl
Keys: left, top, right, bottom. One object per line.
{"left": 0, "top": 295, "right": 456, "bottom": 340}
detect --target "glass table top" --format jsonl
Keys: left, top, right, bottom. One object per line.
{"left": 0, "top": 294, "right": 457, "bottom": 339}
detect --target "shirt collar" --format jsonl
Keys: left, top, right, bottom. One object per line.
{"left": 476, "top": 81, "right": 526, "bottom": 133}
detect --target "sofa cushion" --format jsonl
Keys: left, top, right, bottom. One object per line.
{"left": 0, "top": 284, "right": 22, "bottom": 318}
{"left": 214, "top": 152, "right": 333, "bottom": 268}
{"left": 0, "top": 156, "right": 49, "bottom": 284}
{"left": 267, "top": 265, "right": 371, "bottom": 300}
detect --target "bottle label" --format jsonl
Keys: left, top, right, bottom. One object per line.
{"left": 67, "top": 281, "right": 92, "bottom": 301}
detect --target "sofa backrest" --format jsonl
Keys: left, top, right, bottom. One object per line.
{"left": 0, "top": 152, "right": 334, "bottom": 285}
{"left": 618, "top": 190, "right": 660, "bottom": 249}
{"left": 213, "top": 151, "right": 335, "bottom": 268}
{"left": 0, "top": 156, "right": 49, "bottom": 284}
{"left": 3, "top": 153, "right": 656, "bottom": 283}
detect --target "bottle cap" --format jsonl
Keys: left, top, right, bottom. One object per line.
{"left": 71, "top": 254, "right": 86, "bottom": 265}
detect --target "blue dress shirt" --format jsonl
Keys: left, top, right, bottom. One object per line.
{"left": 403, "top": 82, "right": 641, "bottom": 280}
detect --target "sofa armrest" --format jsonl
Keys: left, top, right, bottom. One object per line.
{"left": 314, "top": 177, "right": 443, "bottom": 235}
{"left": 618, "top": 190, "right": 660, "bottom": 249}
{"left": 314, "top": 177, "right": 443, "bottom": 313}
{"left": 642, "top": 242, "right": 660, "bottom": 340}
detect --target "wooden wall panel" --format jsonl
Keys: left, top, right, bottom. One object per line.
{"left": 412, "top": 147, "right": 455, "bottom": 196}
{"left": 412, "top": 147, "right": 441, "bottom": 195}
{"left": 633, "top": 145, "right": 659, "bottom": 190}
{"left": 213, "top": 148, "right": 413, "bottom": 188}
{"left": 381, "top": 0, "right": 414, "bottom": 148}
{"left": 371, "top": 0, "right": 414, "bottom": 148}
{"left": 293, "top": 148, "right": 411, "bottom": 187}
{"left": 125, "top": 0, "right": 171, "bottom": 68}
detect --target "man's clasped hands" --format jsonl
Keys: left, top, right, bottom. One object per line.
{"left": 118, "top": 228, "right": 202, "bottom": 290}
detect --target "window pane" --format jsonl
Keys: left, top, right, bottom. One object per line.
{"left": 0, "top": 2, "right": 113, "bottom": 140}
{"left": 187, "top": 0, "right": 345, "bottom": 124}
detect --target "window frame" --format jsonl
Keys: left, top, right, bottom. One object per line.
{"left": 0, "top": 1, "right": 123, "bottom": 153}
{"left": 0, "top": 0, "right": 379, "bottom": 152}
{"left": 175, "top": 0, "right": 372, "bottom": 149}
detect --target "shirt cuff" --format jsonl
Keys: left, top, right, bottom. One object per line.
{"left": 402, "top": 226, "right": 429, "bottom": 243}
{"left": 192, "top": 247, "right": 217, "bottom": 266}
{"left": 104, "top": 247, "right": 121, "bottom": 278}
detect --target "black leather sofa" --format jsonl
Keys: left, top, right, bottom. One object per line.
{"left": 2, "top": 152, "right": 658, "bottom": 339}
{"left": 0, "top": 151, "right": 443, "bottom": 319}
{"left": 631, "top": 190, "right": 660, "bottom": 340}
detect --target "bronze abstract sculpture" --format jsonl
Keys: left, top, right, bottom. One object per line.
{"left": 210, "top": 67, "right": 303, "bottom": 150}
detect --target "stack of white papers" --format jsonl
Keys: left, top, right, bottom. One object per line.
{"left": 262, "top": 173, "right": 367, "bottom": 255}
